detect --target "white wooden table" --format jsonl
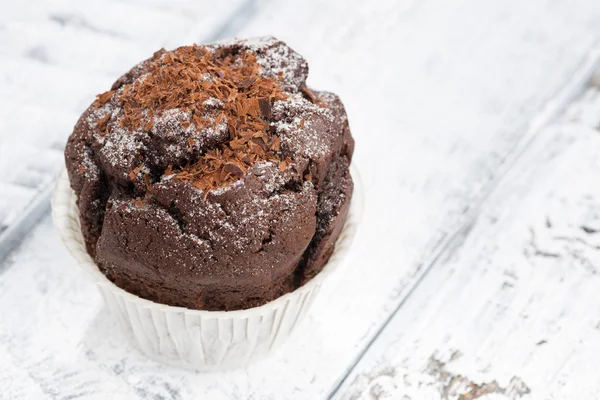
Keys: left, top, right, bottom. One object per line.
{"left": 2, "top": 1, "right": 600, "bottom": 399}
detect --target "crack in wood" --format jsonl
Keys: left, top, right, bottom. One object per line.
{"left": 580, "top": 225, "right": 599, "bottom": 234}
{"left": 526, "top": 227, "right": 561, "bottom": 258}
{"left": 0, "top": 184, "right": 52, "bottom": 269}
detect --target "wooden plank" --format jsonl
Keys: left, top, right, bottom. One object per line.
{"left": 0, "top": 0, "right": 250, "bottom": 262}
{"left": 2, "top": 0, "right": 600, "bottom": 399}
{"left": 335, "top": 84, "right": 600, "bottom": 400}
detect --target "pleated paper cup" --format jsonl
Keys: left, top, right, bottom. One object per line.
{"left": 52, "top": 165, "right": 362, "bottom": 371}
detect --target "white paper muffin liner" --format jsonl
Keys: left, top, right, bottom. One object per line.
{"left": 52, "top": 165, "right": 362, "bottom": 371}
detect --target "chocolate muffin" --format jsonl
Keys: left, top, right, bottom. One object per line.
{"left": 64, "top": 36, "right": 354, "bottom": 311}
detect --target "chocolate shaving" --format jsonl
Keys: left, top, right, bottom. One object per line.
{"left": 248, "top": 140, "right": 265, "bottom": 155}
{"left": 238, "top": 76, "right": 258, "bottom": 90}
{"left": 278, "top": 162, "right": 286, "bottom": 172}
{"left": 152, "top": 48, "right": 166, "bottom": 60}
{"left": 133, "top": 198, "right": 145, "bottom": 209}
{"left": 300, "top": 85, "right": 315, "bottom": 103}
{"left": 270, "top": 136, "right": 281, "bottom": 151}
{"left": 143, "top": 173, "right": 152, "bottom": 191}
{"left": 144, "top": 118, "right": 154, "bottom": 131}
{"left": 110, "top": 44, "right": 292, "bottom": 194}
{"left": 128, "top": 163, "right": 143, "bottom": 180}
{"left": 96, "top": 114, "right": 111, "bottom": 136}
{"left": 94, "top": 90, "right": 116, "bottom": 108}
{"left": 258, "top": 97, "right": 272, "bottom": 119}
{"left": 224, "top": 161, "right": 246, "bottom": 177}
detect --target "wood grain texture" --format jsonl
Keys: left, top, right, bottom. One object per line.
{"left": 336, "top": 84, "right": 600, "bottom": 400}
{"left": 3, "top": 0, "right": 600, "bottom": 399}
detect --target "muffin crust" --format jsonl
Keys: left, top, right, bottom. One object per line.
{"left": 65, "top": 36, "right": 354, "bottom": 310}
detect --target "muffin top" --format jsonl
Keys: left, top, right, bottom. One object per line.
{"left": 65, "top": 36, "right": 354, "bottom": 310}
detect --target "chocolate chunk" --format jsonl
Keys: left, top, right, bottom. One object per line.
{"left": 258, "top": 97, "right": 272, "bottom": 119}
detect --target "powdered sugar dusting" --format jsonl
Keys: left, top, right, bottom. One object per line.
{"left": 149, "top": 171, "right": 314, "bottom": 256}
{"left": 212, "top": 36, "right": 307, "bottom": 91}
{"left": 253, "top": 161, "right": 285, "bottom": 194}
{"left": 199, "top": 72, "right": 214, "bottom": 82}
{"left": 203, "top": 97, "right": 224, "bottom": 108}
{"left": 209, "top": 182, "right": 312, "bottom": 253}
{"left": 152, "top": 108, "right": 192, "bottom": 133}
{"left": 209, "top": 178, "right": 244, "bottom": 195}
{"left": 214, "top": 35, "right": 279, "bottom": 49}
{"left": 98, "top": 126, "right": 145, "bottom": 174}
{"left": 86, "top": 104, "right": 113, "bottom": 132}
{"left": 80, "top": 149, "right": 100, "bottom": 180}
{"left": 255, "top": 40, "right": 307, "bottom": 91}
{"left": 273, "top": 93, "right": 333, "bottom": 121}
{"left": 272, "top": 94, "right": 334, "bottom": 158}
